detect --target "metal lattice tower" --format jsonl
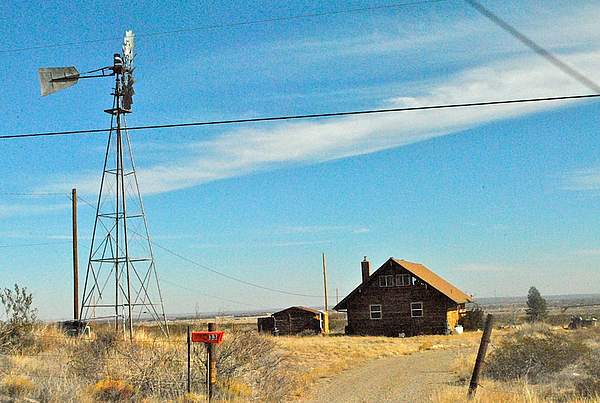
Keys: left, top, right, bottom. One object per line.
{"left": 79, "top": 52, "right": 168, "bottom": 338}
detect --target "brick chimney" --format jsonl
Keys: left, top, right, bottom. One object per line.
{"left": 361, "top": 256, "right": 371, "bottom": 284}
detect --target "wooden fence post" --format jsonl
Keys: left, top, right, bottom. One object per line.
{"left": 468, "top": 313, "right": 494, "bottom": 399}
{"left": 207, "top": 322, "right": 217, "bottom": 400}
{"left": 187, "top": 325, "right": 191, "bottom": 394}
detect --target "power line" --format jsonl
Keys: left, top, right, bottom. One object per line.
{"left": 0, "top": 192, "right": 67, "bottom": 196}
{"left": 0, "top": 0, "right": 447, "bottom": 55}
{"left": 2, "top": 93, "right": 599, "bottom": 141}
{"left": 464, "top": 0, "right": 600, "bottom": 93}
{"left": 0, "top": 241, "right": 71, "bottom": 249}
{"left": 150, "top": 242, "right": 326, "bottom": 299}
{"left": 75, "top": 195, "right": 330, "bottom": 299}
{"left": 161, "top": 278, "right": 266, "bottom": 310}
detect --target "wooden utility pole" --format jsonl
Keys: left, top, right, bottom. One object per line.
{"left": 468, "top": 314, "right": 494, "bottom": 398}
{"left": 207, "top": 322, "right": 217, "bottom": 400}
{"left": 72, "top": 188, "right": 79, "bottom": 321}
{"left": 336, "top": 288, "right": 339, "bottom": 306}
{"left": 322, "top": 253, "right": 330, "bottom": 334}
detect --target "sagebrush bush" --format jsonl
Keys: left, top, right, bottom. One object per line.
{"left": 485, "top": 325, "right": 589, "bottom": 383}
{"left": 0, "top": 284, "right": 38, "bottom": 354}
{"left": 0, "top": 374, "right": 34, "bottom": 397}
{"left": 575, "top": 349, "right": 600, "bottom": 397}
{"left": 217, "top": 329, "right": 292, "bottom": 401}
{"left": 91, "top": 377, "right": 136, "bottom": 401}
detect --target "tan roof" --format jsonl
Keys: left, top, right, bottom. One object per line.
{"left": 391, "top": 258, "right": 472, "bottom": 304}
{"left": 334, "top": 257, "right": 472, "bottom": 310}
{"left": 274, "top": 306, "right": 323, "bottom": 315}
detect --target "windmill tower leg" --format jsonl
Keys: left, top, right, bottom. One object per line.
{"left": 79, "top": 59, "right": 168, "bottom": 338}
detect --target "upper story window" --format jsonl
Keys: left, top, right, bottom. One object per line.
{"left": 370, "top": 304, "right": 382, "bottom": 319}
{"left": 395, "top": 274, "right": 412, "bottom": 286}
{"left": 411, "top": 302, "right": 424, "bottom": 318}
{"left": 379, "top": 275, "right": 394, "bottom": 287}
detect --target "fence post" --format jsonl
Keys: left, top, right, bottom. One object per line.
{"left": 187, "top": 325, "right": 191, "bottom": 394}
{"left": 207, "top": 322, "right": 217, "bottom": 400}
{"left": 468, "top": 313, "right": 494, "bottom": 399}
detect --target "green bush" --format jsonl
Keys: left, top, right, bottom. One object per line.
{"left": 0, "top": 284, "right": 38, "bottom": 353}
{"left": 485, "top": 325, "right": 589, "bottom": 383}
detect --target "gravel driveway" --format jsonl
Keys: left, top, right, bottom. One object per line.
{"left": 304, "top": 348, "right": 468, "bottom": 403}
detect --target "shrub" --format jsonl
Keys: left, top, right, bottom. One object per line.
{"left": 68, "top": 330, "right": 118, "bottom": 381}
{"left": 459, "top": 306, "right": 485, "bottom": 330}
{"left": 0, "top": 374, "right": 34, "bottom": 397}
{"left": 91, "top": 378, "right": 136, "bottom": 401}
{"left": 485, "top": 325, "right": 589, "bottom": 383}
{"left": 575, "top": 349, "right": 600, "bottom": 397}
{"left": 0, "top": 284, "right": 38, "bottom": 353}
{"left": 216, "top": 329, "right": 291, "bottom": 401}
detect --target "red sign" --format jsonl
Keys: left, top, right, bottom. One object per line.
{"left": 191, "top": 331, "right": 224, "bottom": 344}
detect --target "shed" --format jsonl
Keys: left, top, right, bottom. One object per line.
{"left": 271, "top": 306, "right": 324, "bottom": 335}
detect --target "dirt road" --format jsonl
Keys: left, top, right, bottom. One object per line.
{"left": 304, "top": 348, "right": 466, "bottom": 403}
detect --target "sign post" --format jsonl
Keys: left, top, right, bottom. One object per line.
{"left": 188, "top": 323, "right": 224, "bottom": 400}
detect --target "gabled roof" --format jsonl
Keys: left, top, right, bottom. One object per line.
{"left": 334, "top": 258, "right": 472, "bottom": 310}
{"left": 273, "top": 306, "right": 323, "bottom": 316}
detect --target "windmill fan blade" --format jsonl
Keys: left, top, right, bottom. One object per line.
{"left": 122, "top": 30, "right": 135, "bottom": 110}
{"left": 38, "top": 67, "right": 80, "bottom": 96}
{"left": 122, "top": 30, "right": 135, "bottom": 64}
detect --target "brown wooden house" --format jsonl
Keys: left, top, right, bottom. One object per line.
{"left": 334, "top": 257, "right": 472, "bottom": 336}
{"left": 258, "top": 306, "right": 324, "bottom": 335}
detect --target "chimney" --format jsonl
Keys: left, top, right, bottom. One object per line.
{"left": 361, "top": 256, "right": 371, "bottom": 284}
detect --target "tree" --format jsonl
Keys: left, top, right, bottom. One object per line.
{"left": 526, "top": 286, "right": 547, "bottom": 322}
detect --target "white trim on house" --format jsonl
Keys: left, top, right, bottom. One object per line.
{"left": 378, "top": 275, "right": 394, "bottom": 287}
{"left": 411, "top": 302, "right": 424, "bottom": 318}
{"left": 370, "top": 304, "right": 382, "bottom": 319}
{"left": 395, "top": 273, "right": 411, "bottom": 286}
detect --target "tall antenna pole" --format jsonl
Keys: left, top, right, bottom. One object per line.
{"left": 72, "top": 188, "right": 79, "bottom": 321}
{"left": 322, "top": 253, "right": 329, "bottom": 335}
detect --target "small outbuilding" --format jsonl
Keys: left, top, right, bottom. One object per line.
{"left": 258, "top": 306, "right": 324, "bottom": 335}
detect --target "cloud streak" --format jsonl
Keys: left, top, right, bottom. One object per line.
{"left": 562, "top": 167, "right": 600, "bottom": 191}
{"left": 40, "top": 4, "right": 600, "bottom": 197}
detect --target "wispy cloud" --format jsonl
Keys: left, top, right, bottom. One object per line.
{"left": 574, "top": 248, "right": 600, "bottom": 257}
{"left": 561, "top": 167, "right": 600, "bottom": 191}
{"left": 278, "top": 225, "right": 369, "bottom": 235}
{"left": 39, "top": 4, "right": 600, "bottom": 197}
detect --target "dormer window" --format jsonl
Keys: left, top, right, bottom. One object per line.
{"left": 378, "top": 275, "right": 394, "bottom": 287}
{"left": 395, "top": 274, "right": 411, "bottom": 286}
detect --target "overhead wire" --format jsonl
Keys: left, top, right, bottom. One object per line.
{"left": 2, "top": 93, "right": 599, "bottom": 140}
{"left": 75, "top": 195, "right": 332, "bottom": 300}
{"left": 464, "top": 0, "right": 600, "bottom": 93}
{"left": 0, "top": 0, "right": 447, "bottom": 55}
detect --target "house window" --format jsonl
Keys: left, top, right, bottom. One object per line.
{"left": 395, "top": 274, "right": 411, "bottom": 286}
{"left": 378, "top": 275, "right": 394, "bottom": 287}
{"left": 370, "top": 304, "right": 382, "bottom": 319}
{"left": 411, "top": 302, "right": 424, "bottom": 318}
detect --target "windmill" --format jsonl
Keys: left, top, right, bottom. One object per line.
{"left": 39, "top": 31, "right": 169, "bottom": 338}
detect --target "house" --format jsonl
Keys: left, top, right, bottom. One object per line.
{"left": 334, "top": 257, "right": 472, "bottom": 336}
{"left": 257, "top": 306, "right": 324, "bottom": 335}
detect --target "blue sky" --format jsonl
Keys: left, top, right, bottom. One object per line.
{"left": 1, "top": 1, "right": 600, "bottom": 319}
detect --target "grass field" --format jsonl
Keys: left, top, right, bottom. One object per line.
{"left": 1, "top": 316, "right": 599, "bottom": 401}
